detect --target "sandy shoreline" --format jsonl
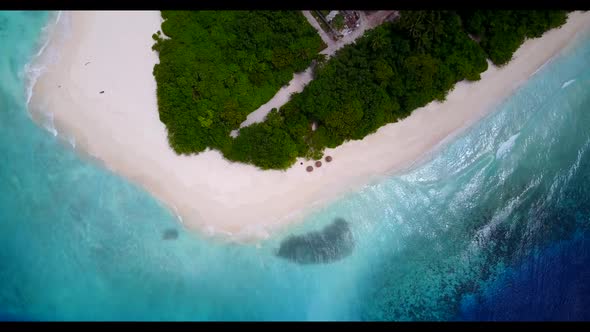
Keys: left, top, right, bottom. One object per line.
{"left": 28, "top": 11, "right": 590, "bottom": 243}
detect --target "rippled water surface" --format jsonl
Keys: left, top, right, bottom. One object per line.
{"left": 1, "top": 11, "right": 589, "bottom": 321}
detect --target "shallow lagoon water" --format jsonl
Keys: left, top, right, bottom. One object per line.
{"left": 1, "top": 11, "right": 589, "bottom": 320}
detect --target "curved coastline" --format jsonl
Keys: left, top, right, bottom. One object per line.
{"left": 27, "top": 11, "right": 590, "bottom": 243}
{"left": 24, "top": 11, "right": 62, "bottom": 107}
{"left": 24, "top": 11, "right": 70, "bottom": 139}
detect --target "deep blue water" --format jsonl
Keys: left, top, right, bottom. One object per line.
{"left": 0, "top": 11, "right": 589, "bottom": 321}
{"left": 458, "top": 232, "right": 590, "bottom": 320}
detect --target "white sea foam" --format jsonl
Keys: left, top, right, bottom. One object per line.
{"left": 170, "top": 205, "right": 184, "bottom": 224}
{"left": 530, "top": 57, "right": 553, "bottom": 78}
{"left": 43, "top": 111, "right": 58, "bottom": 137}
{"left": 24, "top": 63, "right": 47, "bottom": 106}
{"left": 561, "top": 79, "right": 576, "bottom": 89}
{"left": 34, "top": 11, "right": 60, "bottom": 58}
{"left": 22, "top": 11, "right": 69, "bottom": 139}
{"left": 68, "top": 135, "right": 76, "bottom": 149}
{"left": 24, "top": 11, "right": 64, "bottom": 108}
{"left": 496, "top": 133, "right": 520, "bottom": 159}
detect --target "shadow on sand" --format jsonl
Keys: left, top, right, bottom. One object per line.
{"left": 276, "top": 218, "right": 355, "bottom": 264}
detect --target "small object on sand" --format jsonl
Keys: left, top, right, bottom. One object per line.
{"left": 300, "top": 162, "right": 303, "bottom": 165}
{"left": 99, "top": 91, "right": 104, "bottom": 94}
{"left": 163, "top": 229, "right": 179, "bottom": 240}
{"left": 325, "top": 155, "right": 333, "bottom": 162}
{"left": 58, "top": 85, "right": 61, "bottom": 88}
{"left": 306, "top": 166, "right": 313, "bottom": 172}
{"left": 85, "top": 62, "right": 91, "bottom": 66}
{"left": 315, "top": 161, "right": 322, "bottom": 168}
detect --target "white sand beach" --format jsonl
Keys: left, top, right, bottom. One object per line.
{"left": 29, "top": 11, "right": 590, "bottom": 242}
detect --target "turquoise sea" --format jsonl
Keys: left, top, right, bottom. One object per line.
{"left": 1, "top": 11, "right": 589, "bottom": 321}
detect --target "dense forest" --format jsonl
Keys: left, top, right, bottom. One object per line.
{"left": 458, "top": 11, "right": 568, "bottom": 65}
{"left": 151, "top": 11, "right": 325, "bottom": 154}
{"left": 152, "top": 10, "right": 569, "bottom": 170}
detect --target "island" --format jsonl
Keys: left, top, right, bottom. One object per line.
{"left": 151, "top": 10, "right": 568, "bottom": 170}
{"left": 28, "top": 10, "right": 590, "bottom": 240}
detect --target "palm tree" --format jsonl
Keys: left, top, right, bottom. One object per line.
{"left": 398, "top": 11, "right": 446, "bottom": 52}
{"left": 426, "top": 11, "right": 444, "bottom": 40}
{"left": 370, "top": 30, "right": 387, "bottom": 51}
{"left": 398, "top": 11, "right": 426, "bottom": 39}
